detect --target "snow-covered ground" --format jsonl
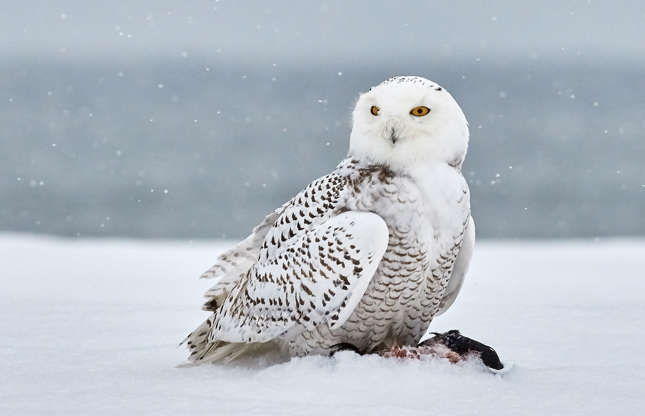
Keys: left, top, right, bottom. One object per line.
{"left": 1, "top": 234, "right": 644, "bottom": 415}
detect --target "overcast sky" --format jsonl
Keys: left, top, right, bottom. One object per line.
{"left": 2, "top": 0, "right": 644, "bottom": 61}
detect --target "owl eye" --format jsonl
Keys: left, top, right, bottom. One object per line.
{"left": 370, "top": 105, "right": 380, "bottom": 116}
{"left": 410, "top": 106, "right": 431, "bottom": 117}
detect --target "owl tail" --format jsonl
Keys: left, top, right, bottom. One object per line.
{"left": 179, "top": 318, "right": 277, "bottom": 365}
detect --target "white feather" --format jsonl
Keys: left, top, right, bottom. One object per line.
{"left": 184, "top": 76, "right": 474, "bottom": 362}
{"left": 211, "top": 211, "right": 389, "bottom": 342}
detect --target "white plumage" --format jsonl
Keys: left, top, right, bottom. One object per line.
{"left": 184, "top": 76, "right": 474, "bottom": 363}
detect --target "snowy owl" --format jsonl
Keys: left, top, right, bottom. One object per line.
{"left": 183, "top": 76, "right": 484, "bottom": 365}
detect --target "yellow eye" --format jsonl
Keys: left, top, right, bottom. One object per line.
{"left": 370, "top": 105, "right": 380, "bottom": 116}
{"left": 410, "top": 106, "right": 431, "bottom": 117}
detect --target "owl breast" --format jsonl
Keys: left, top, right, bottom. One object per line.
{"left": 286, "top": 162, "right": 470, "bottom": 356}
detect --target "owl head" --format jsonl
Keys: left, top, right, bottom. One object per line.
{"left": 348, "top": 76, "right": 469, "bottom": 170}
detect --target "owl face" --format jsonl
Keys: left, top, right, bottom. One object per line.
{"left": 349, "top": 76, "right": 469, "bottom": 170}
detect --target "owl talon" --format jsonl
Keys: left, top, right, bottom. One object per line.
{"left": 419, "top": 329, "right": 504, "bottom": 370}
{"left": 329, "top": 343, "right": 363, "bottom": 357}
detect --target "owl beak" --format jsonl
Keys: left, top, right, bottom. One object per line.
{"left": 388, "top": 126, "right": 399, "bottom": 144}
{"left": 385, "top": 119, "right": 402, "bottom": 145}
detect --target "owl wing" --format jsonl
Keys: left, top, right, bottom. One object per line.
{"left": 199, "top": 205, "right": 287, "bottom": 311}
{"left": 436, "top": 215, "right": 475, "bottom": 315}
{"left": 199, "top": 160, "right": 353, "bottom": 312}
{"left": 209, "top": 211, "right": 389, "bottom": 343}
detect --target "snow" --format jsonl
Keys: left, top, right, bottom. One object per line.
{"left": 1, "top": 234, "right": 644, "bottom": 415}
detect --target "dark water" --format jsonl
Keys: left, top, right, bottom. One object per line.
{"left": 1, "top": 56, "right": 644, "bottom": 239}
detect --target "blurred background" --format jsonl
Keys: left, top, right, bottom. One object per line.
{"left": 1, "top": 0, "right": 643, "bottom": 240}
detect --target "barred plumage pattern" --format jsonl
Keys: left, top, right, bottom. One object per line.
{"left": 184, "top": 157, "right": 471, "bottom": 362}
